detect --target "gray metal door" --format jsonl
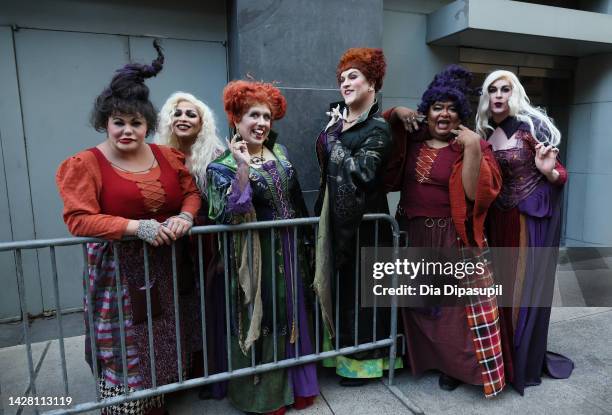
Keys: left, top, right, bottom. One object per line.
{"left": 129, "top": 36, "right": 228, "bottom": 131}
{"left": 13, "top": 29, "right": 130, "bottom": 318}
{"left": 2, "top": 28, "right": 227, "bottom": 319}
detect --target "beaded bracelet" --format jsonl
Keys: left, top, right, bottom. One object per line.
{"left": 177, "top": 212, "right": 193, "bottom": 224}
{"left": 136, "top": 219, "right": 161, "bottom": 244}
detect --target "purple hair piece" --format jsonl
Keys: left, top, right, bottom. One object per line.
{"left": 90, "top": 40, "right": 164, "bottom": 134}
{"left": 114, "top": 40, "right": 164, "bottom": 83}
{"left": 418, "top": 65, "right": 474, "bottom": 121}
{"left": 100, "top": 39, "right": 164, "bottom": 99}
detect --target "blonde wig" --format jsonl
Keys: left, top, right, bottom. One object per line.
{"left": 155, "top": 91, "right": 225, "bottom": 191}
{"left": 475, "top": 70, "right": 561, "bottom": 146}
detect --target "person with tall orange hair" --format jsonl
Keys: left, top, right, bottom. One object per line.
{"left": 206, "top": 80, "right": 319, "bottom": 414}
{"left": 314, "top": 48, "right": 397, "bottom": 386}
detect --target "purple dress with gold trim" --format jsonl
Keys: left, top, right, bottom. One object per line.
{"left": 486, "top": 116, "right": 573, "bottom": 394}
{"left": 206, "top": 140, "right": 319, "bottom": 413}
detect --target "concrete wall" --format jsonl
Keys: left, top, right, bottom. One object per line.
{"left": 382, "top": 1, "right": 579, "bottom": 244}
{"left": 0, "top": 0, "right": 226, "bottom": 41}
{"left": 505, "top": 0, "right": 611, "bottom": 13}
{"left": 227, "top": 0, "right": 385, "bottom": 210}
{"left": 565, "top": 53, "right": 612, "bottom": 246}
{"left": 383, "top": 1, "right": 457, "bottom": 110}
{"left": 0, "top": 0, "right": 228, "bottom": 320}
{"left": 565, "top": 0, "right": 612, "bottom": 246}
{"left": 382, "top": 1, "right": 458, "bottom": 214}
{"left": 578, "top": 0, "right": 612, "bottom": 13}
{"left": 566, "top": 1, "right": 612, "bottom": 246}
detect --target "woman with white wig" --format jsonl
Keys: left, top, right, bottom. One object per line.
{"left": 476, "top": 70, "right": 573, "bottom": 394}
{"left": 155, "top": 91, "right": 225, "bottom": 191}
{"left": 155, "top": 92, "right": 228, "bottom": 399}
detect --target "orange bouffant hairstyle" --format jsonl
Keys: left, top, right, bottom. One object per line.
{"left": 336, "top": 48, "right": 386, "bottom": 92}
{"left": 223, "top": 80, "right": 287, "bottom": 125}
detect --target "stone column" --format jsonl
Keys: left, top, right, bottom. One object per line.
{"left": 227, "top": 0, "right": 384, "bottom": 210}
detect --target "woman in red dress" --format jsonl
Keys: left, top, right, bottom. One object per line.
{"left": 383, "top": 65, "right": 505, "bottom": 397}
{"left": 56, "top": 41, "right": 200, "bottom": 414}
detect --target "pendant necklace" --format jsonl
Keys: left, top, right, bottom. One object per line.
{"left": 110, "top": 155, "right": 156, "bottom": 173}
{"left": 250, "top": 147, "right": 266, "bottom": 165}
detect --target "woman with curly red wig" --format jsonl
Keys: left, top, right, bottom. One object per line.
{"left": 314, "top": 48, "right": 397, "bottom": 386}
{"left": 206, "top": 80, "right": 319, "bottom": 414}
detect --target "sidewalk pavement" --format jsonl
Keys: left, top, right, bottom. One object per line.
{"left": 1, "top": 307, "right": 611, "bottom": 415}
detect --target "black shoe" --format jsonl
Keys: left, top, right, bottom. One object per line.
{"left": 339, "top": 377, "right": 369, "bottom": 387}
{"left": 438, "top": 373, "right": 461, "bottom": 391}
{"left": 198, "top": 385, "right": 213, "bottom": 400}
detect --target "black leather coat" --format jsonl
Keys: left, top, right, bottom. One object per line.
{"left": 315, "top": 100, "right": 392, "bottom": 268}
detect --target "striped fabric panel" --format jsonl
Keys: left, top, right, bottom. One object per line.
{"left": 461, "top": 241, "right": 506, "bottom": 397}
{"left": 86, "top": 243, "right": 144, "bottom": 389}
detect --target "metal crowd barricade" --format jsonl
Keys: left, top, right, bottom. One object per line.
{"left": 0, "top": 214, "right": 400, "bottom": 415}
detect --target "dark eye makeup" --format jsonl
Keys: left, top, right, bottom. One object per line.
{"left": 248, "top": 110, "right": 271, "bottom": 120}
{"left": 488, "top": 85, "right": 512, "bottom": 93}
{"left": 173, "top": 109, "right": 199, "bottom": 118}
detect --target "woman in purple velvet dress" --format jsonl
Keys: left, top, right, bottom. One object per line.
{"left": 476, "top": 70, "right": 574, "bottom": 394}
{"left": 206, "top": 80, "right": 318, "bottom": 414}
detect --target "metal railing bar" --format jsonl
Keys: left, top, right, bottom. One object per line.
{"left": 18, "top": 340, "right": 52, "bottom": 415}
{"left": 314, "top": 225, "right": 320, "bottom": 355}
{"left": 292, "top": 227, "right": 299, "bottom": 358}
{"left": 42, "top": 339, "right": 394, "bottom": 415}
{"left": 354, "top": 228, "right": 359, "bottom": 347}
{"left": 112, "top": 243, "right": 129, "bottom": 392}
{"left": 171, "top": 242, "right": 183, "bottom": 383}
{"left": 271, "top": 228, "right": 278, "bottom": 363}
{"left": 50, "top": 246, "right": 69, "bottom": 396}
{"left": 373, "top": 221, "right": 379, "bottom": 342}
{"left": 335, "top": 270, "right": 339, "bottom": 351}
{"left": 0, "top": 214, "right": 395, "bottom": 251}
{"left": 143, "top": 242, "right": 157, "bottom": 388}
{"left": 81, "top": 244, "right": 99, "bottom": 400}
{"left": 247, "top": 230, "right": 256, "bottom": 369}
{"left": 223, "top": 233, "right": 232, "bottom": 372}
{"left": 387, "top": 227, "right": 401, "bottom": 386}
{"left": 7, "top": 213, "right": 402, "bottom": 414}
{"left": 197, "top": 234, "right": 209, "bottom": 378}
{"left": 15, "top": 249, "right": 39, "bottom": 414}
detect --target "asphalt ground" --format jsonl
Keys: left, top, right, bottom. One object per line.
{"left": 1, "top": 307, "right": 611, "bottom": 415}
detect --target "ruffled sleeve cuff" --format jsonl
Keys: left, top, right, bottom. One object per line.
{"left": 227, "top": 177, "right": 253, "bottom": 215}
{"left": 555, "top": 160, "right": 568, "bottom": 186}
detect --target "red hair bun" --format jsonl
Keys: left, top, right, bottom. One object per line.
{"left": 336, "top": 48, "right": 386, "bottom": 92}
{"left": 223, "top": 80, "right": 287, "bottom": 125}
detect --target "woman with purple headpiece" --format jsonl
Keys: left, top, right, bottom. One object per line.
{"left": 383, "top": 65, "right": 506, "bottom": 397}
{"left": 476, "top": 70, "right": 573, "bottom": 394}
{"left": 56, "top": 40, "right": 201, "bottom": 414}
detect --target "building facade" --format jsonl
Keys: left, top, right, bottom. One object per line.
{"left": 0, "top": 0, "right": 610, "bottom": 320}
